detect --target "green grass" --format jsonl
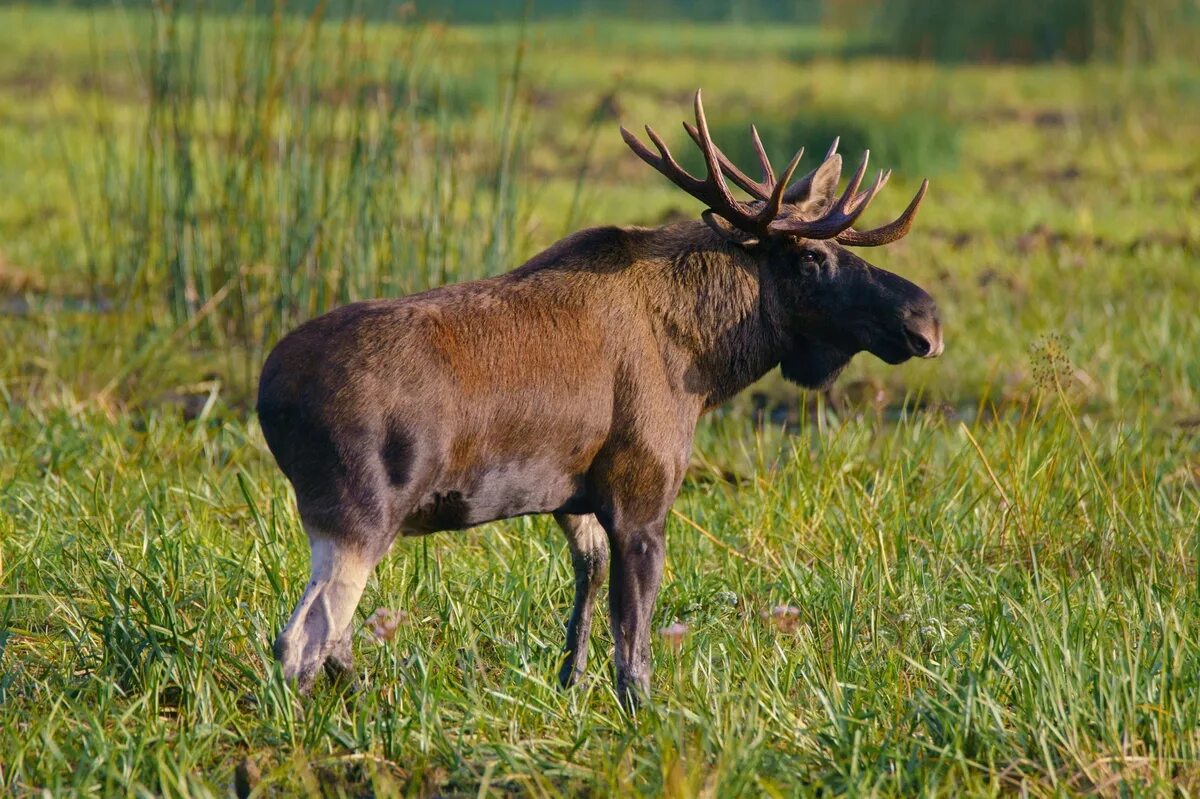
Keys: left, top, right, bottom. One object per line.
{"left": 2, "top": 4, "right": 1199, "bottom": 796}
{"left": 852, "top": 0, "right": 1197, "bottom": 63}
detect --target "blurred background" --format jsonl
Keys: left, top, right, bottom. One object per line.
{"left": 1, "top": 0, "right": 1197, "bottom": 418}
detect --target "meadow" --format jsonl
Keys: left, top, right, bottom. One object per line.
{"left": 1, "top": 4, "right": 1199, "bottom": 796}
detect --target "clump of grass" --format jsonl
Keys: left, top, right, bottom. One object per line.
{"left": 75, "top": 3, "right": 529, "bottom": 390}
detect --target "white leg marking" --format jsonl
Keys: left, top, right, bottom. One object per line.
{"left": 571, "top": 514, "right": 608, "bottom": 557}
{"left": 276, "top": 531, "right": 374, "bottom": 688}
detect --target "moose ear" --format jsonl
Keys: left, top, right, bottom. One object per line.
{"left": 793, "top": 154, "right": 842, "bottom": 219}
{"left": 780, "top": 336, "right": 853, "bottom": 390}
{"left": 702, "top": 210, "right": 760, "bottom": 247}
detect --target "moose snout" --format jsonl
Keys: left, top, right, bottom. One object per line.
{"left": 902, "top": 307, "right": 943, "bottom": 359}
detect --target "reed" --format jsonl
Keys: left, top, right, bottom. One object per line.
{"left": 77, "top": 2, "right": 529, "bottom": 385}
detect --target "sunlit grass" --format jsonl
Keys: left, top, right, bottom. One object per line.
{"left": 1, "top": 3, "right": 1199, "bottom": 796}
{"left": 3, "top": 386, "right": 1197, "bottom": 795}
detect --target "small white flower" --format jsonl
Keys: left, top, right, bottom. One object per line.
{"left": 763, "top": 605, "right": 802, "bottom": 633}
{"left": 659, "top": 621, "right": 689, "bottom": 650}
{"left": 365, "top": 607, "right": 408, "bottom": 642}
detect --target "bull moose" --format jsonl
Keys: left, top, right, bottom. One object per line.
{"left": 257, "top": 90, "right": 943, "bottom": 707}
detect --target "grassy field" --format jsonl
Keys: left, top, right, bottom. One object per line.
{"left": 2, "top": 4, "right": 1199, "bottom": 796}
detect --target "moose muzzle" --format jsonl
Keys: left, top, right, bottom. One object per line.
{"left": 902, "top": 306, "right": 943, "bottom": 359}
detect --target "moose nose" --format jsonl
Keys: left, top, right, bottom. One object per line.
{"left": 903, "top": 315, "right": 943, "bottom": 359}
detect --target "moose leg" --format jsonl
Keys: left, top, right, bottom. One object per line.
{"left": 607, "top": 521, "right": 666, "bottom": 709}
{"left": 274, "top": 530, "right": 376, "bottom": 693}
{"left": 554, "top": 512, "right": 609, "bottom": 687}
{"left": 322, "top": 628, "right": 356, "bottom": 686}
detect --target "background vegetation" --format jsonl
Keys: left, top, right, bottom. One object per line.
{"left": 840, "top": 0, "right": 1197, "bottom": 63}
{"left": 1, "top": 0, "right": 1198, "bottom": 795}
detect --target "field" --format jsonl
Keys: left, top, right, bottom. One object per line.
{"left": 2, "top": 4, "right": 1199, "bottom": 796}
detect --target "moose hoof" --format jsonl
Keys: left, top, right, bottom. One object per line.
{"left": 616, "top": 677, "right": 649, "bottom": 712}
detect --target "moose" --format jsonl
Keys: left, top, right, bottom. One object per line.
{"left": 257, "top": 90, "right": 943, "bottom": 707}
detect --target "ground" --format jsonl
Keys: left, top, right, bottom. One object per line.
{"left": 0, "top": 5, "right": 1199, "bottom": 797}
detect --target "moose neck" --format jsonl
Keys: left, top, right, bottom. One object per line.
{"left": 638, "top": 223, "right": 789, "bottom": 411}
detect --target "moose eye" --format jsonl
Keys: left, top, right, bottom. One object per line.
{"left": 799, "top": 250, "right": 823, "bottom": 269}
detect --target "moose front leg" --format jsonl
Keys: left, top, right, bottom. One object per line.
{"left": 322, "top": 627, "right": 357, "bottom": 687}
{"left": 591, "top": 428, "right": 689, "bottom": 709}
{"left": 607, "top": 520, "right": 666, "bottom": 709}
{"left": 554, "top": 513, "right": 609, "bottom": 687}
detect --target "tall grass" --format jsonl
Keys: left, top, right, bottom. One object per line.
{"left": 77, "top": 3, "right": 529, "bottom": 384}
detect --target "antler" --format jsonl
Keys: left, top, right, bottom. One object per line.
{"left": 621, "top": 90, "right": 928, "bottom": 247}
{"left": 621, "top": 90, "right": 802, "bottom": 238}
{"left": 834, "top": 178, "right": 929, "bottom": 246}
{"left": 782, "top": 137, "right": 840, "bottom": 205}
{"left": 682, "top": 120, "right": 784, "bottom": 202}
{"left": 768, "top": 151, "right": 888, "bottom": 238}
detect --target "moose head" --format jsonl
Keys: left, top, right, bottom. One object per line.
{"left": 622, "top": 90, "right": 942, "bottom": 390}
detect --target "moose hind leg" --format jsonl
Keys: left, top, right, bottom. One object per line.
{"left": 554, "top": 513, "right": 609, "bottom": 688}
{"left": 274, "top": 529, "right": 375, "bottom": 693}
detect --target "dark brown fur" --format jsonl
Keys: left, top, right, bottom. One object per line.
{"left": 260, "top": 208, "right": 941, "bottom": 704}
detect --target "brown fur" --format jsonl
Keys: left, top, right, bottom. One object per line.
{"left": 259, "top": 211, "right": 942, "bottom": 704}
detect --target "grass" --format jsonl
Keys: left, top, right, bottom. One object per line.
{"left": 852, "top": 0, "right": 1198, "bottom": 63}
{"left": 1, "top": 3, "right": 1199, "bottom": 796}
